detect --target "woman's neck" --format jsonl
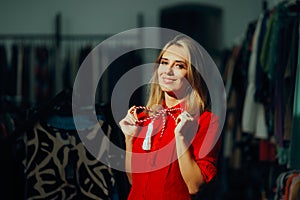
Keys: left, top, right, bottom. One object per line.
{"left": 164, "top": 92, "right": 185, "bottom": 108}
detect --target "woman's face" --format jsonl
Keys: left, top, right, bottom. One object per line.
{"left": 157, "top": 44, "right": 189, "bottom": 98}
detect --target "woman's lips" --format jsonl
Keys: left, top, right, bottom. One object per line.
{"left": 161, "top": 77, "right": 176, "bottom": 84}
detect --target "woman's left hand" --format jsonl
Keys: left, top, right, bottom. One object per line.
{"left": 175, "top": 111, "right": 198, "bottom": 140}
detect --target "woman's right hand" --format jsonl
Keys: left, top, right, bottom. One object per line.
{"left": 119, "top": 106, "right": 139, "bottom": 141}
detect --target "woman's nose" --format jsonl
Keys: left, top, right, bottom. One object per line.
{"left": 164, "top": 63, "right": 174, "bottom": 75}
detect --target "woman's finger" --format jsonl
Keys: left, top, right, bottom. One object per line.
{"left": 128, "top": 106, "right": 138, "bottom": 120}
{"left": 128, "top": 106, "right": 136, "bottom": 115}
{"left": 176, "top": 111, "right": 193, "bottom": 124}
{"left": 127, "top": 114, "right": 137, "bottom": 125}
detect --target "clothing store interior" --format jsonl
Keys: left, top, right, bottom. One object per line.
{"left": 0, "top": 0, "right": 300, "bottom": 199}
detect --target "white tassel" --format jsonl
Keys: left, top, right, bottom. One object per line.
{"left": 142, "top": 121, "right": 153, "bottom": 150}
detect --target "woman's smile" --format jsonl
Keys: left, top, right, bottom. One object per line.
{"left": 161, "top": 76, "right": 177, "bottom": 84}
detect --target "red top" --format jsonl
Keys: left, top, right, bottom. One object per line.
{"left": 128, "top": 102, "right": 221, "bottom": 200}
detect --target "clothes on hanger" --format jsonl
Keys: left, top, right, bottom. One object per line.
{"left": 242, "top": 12, "right": 268, "bottom": 139}
{"left": 274, "top": 170, "right": 300, "bottom": 200}
{"left": 21, "top": 88, "right": 116, "bottom": 199}
{"left": 221, "top": 2, "right": 300, "bottom": 199}
{"left": 289, "top": 23, "right": 300, "bottom": 170}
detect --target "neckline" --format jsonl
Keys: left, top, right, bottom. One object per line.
{"left": 161, "top": 99, "right": 186, "bottom": 110}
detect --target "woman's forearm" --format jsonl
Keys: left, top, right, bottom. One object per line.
{"left": 175, "top": 135, "right": 204, "bottom": 194}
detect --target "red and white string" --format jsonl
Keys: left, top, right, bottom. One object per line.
{"left": 134, "top": 106, "right": 184, "bottom": 138}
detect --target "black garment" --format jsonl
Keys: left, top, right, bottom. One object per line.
{"left": 7, "top": 45, "right": 18, "bottom": 97}
{"left": 0, "top": 44, "right": 8, "bottom": 97}
{"left": 21, "top": 45, "right": 31, "bottom": 106}
{"left": 35, "top": 46, "right": 53, "bottom": 104}
{"left": 76, "top": 45, "right": 94, "bottom": 107}
{"left": 254, "top": 10, "right": 270, "bottom": 105}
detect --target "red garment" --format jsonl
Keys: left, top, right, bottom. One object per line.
{"left": 128, "top": 102, "right": 221, "bottom": 200}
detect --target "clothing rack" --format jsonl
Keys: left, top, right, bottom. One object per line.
{"left": 0, "top": 12, "right": 145, "bottom": 200}
{"left": 0, "top": 33, "right": 112, "bottom": 42}
{"left": 0, "top": 12, "right": 144, "bottom": 103}
{"left": 0, "top": 12, "right": 144, "bottom": 44}
{"left": 0, "top": 13, "right": 112, "bottom": 46}
{"left": 220, "top": 2, "right": 300, "bottom": 198}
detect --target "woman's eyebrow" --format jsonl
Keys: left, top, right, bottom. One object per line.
{"left": 175, "top": 60, "right": 186, "bottom": 64}
{"left": 161, "top": 57, "right": 169, "bottom": 61}
{"left": 161, "top": 57, "right": 186, "bottom": 63}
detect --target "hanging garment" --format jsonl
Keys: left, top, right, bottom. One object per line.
{"left": 8, "top": 44, "right": 18, "bottom": 97}
{"left": 242, "top": 13, "right": 268, "bottom": 139}
{"left": 22, "top": 115, "right": 115, "bottom": 199}
{"left": 288, "top": 174, "right": 300, "bottom": 200}
{"left": 34, "top": 46, "right": 53, "bottom": 104}
{"left": 254, "top": 9, "right": 269, "bottom": 105}
{"left": 274, "top": 170, "right": 300, "bottom": 200}
{"left": 273, "top": 6, "right": 298, "bottom": 148}
{"left": 283, "top": 17, "right": 299, "bottom": 142}
{"left": 284, "top": 173, "right": 300, "bottom": 200}
{"left": 0, "top": 44, "right": 8, "bottom": 97}
{"left": 21, "top": 45, "right": 31, "bottom": 105}
{"left": 289, "top": 21, "right": 300, "bottom": 170}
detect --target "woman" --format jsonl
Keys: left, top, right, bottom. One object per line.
{"left": 119, "top": 34, "right": 221, "bottom": 199}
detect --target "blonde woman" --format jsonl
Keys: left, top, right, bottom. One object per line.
{"left": 119, "top": 34, "right": 221, "bottom": 200}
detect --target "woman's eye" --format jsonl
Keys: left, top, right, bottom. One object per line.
{"left": 176, "top": 64, "right": 186, "bottom": 69}
{"left": 160, "top": 61, "right": 168, "bottom": 65}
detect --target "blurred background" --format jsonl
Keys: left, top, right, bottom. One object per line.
{"left": 0, "top": 0, "right": 299, "bottom": 199}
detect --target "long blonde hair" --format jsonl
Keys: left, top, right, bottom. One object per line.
{"left": 146, "top": 34, "right": 209, "bottom": 115}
